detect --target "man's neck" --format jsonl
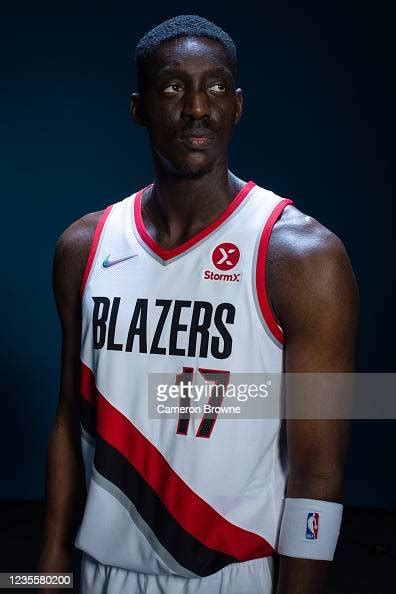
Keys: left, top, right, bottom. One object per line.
{"left": 141, "top": 168, "right": 246, "bottom": 250}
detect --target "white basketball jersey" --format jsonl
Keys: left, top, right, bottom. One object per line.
{"left": 75, "top": 180, "right": 294, "bottom": 578}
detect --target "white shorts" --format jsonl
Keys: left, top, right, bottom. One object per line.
{"left": 80, "top": 552, "right": 275, "bottom": 594}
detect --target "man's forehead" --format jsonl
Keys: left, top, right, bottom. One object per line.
{"left": 147, "top": 36, "right": 233, "bottom": 74}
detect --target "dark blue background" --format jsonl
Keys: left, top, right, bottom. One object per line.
{"left": 1, "top": 1, "right": 394, "bottom": 506}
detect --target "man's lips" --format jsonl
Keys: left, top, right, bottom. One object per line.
{"left": 179, "top": 129, "right": 216, "bottom": 149}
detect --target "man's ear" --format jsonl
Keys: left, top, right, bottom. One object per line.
{"left": 235, "top": 88, "right": 243, "bottom": 124}
{"left": 130, "top": 92, "right": 145, "bottom": 127}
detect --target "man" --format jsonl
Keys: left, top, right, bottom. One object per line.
{"left": 39, "top": 14, "right": 359, "bottom": 594}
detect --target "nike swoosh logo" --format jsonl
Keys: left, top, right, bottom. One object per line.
{"left": 102, "top": 254, "right": 137, "bottom": 268}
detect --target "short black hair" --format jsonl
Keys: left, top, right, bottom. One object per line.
{"left": 135, "top": 14, "right": 237, "bottom": 85}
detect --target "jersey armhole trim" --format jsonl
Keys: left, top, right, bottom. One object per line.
{"left": 255, "top": 198, "right": 294, "bottom": 345}
{"left": 79, "top": 204, "right": 114, "bottom": 300}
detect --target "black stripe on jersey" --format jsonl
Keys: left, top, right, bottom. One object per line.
{"left": 80, "top": 396, "right": 97, "bottom": 439}
{"left": 93, "top": 434, "right": 239, "bottom": 577}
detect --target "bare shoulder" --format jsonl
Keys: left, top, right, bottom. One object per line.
{"left": 266, "top": 204, "right": 359, "bottom": 326}
{"left": 54, "top": 210, "right": 104, "bottom": 265}
{"left": 53, "top": 210, "right": 105, "bottom": 308}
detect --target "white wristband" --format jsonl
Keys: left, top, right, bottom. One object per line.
{"left": 277, "top": 498, "right": 343, "bottom": 561}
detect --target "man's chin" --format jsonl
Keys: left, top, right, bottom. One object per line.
{"left": 152, "top": 144, "right": 217, "bottom": 178}
{"left": 172, "top": 160, "right": 215, "bottom": 179}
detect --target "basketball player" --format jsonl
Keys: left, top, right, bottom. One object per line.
{"left": 38, "top": 15, "right": 359, "bottom": 594}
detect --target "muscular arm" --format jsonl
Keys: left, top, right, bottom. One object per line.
{"left": 267, "top": 206, "right": 359, "bottom": 594}
{"left": 38, "top": 211, "right": 103, "bottom": 578}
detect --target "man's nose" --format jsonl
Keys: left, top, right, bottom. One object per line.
{"left": 181, "top": 89, "right": 210, "bottom": 120}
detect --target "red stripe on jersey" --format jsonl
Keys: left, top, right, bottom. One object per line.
{"left": 80, "top": 361, "right": 98, "bottom": 404}
{"left": 79, "top": 361, "right": 273, "bottom": 560}
{"left": 80, "top": 204, "right": 114, "bottom": 299}
{"left": 134, "top": 180, "right": 257, "bottom": 261}
{"left": 256, "top": 198, "right": 294, "bottom": 344}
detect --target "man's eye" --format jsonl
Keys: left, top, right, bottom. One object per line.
{"left": 163, "top": 83, "right": 182, "bottom": 95}
{"left": 209, "top": 83, "right": 227, "bottom": 94}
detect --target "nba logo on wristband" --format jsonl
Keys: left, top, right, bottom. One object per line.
{"left": 306, "top": 512, "right": 319, "bottom": 539}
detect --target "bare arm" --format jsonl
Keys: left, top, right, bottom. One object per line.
{"left": 267, "top": 207, "right": 359, "bottom": 594}
{"left": 38, "top": 211, "right": 103, "bottom": 578}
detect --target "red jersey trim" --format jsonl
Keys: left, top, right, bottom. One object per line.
{"left": 80, "top": 360, "right": 97, "bottom": 404}
{"left": 134, "top": 180, "right": 256, "bottom": 261}
{"left": 256, "top": 198, "right": 294, "bottom": 345}
{"left": 80, "top": 204, "right": 114, "bottom": 300}
{"left": 80, "top": 362, "right": 273, "bottom": 561}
